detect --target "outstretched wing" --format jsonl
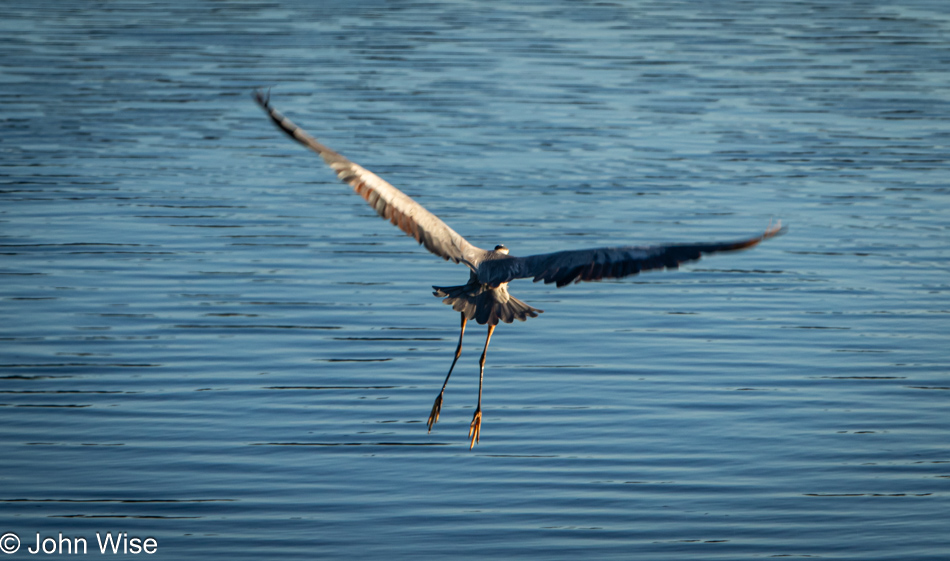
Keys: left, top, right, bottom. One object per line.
{"left": 477, "top": 223, "right": 785, "bottom": 288}
{"left": 254, "top": 90, "right": 488, "bottom": 270}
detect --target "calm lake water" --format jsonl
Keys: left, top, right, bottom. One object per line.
{"left": 2, "top": 1, "right": 948, "bottom": 559}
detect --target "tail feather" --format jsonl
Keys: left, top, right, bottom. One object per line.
{"left": 433, "top": 281, "right": 542, "bottom": 326}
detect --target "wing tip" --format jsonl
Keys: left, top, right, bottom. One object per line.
{"left": 252, "top": 87, "right": 271, "bottom": 110}
{"left": 762, "top": 219, "right": 787, "bottom": 240}
{"left": 252, "top": 87, "right": 303, "bottom": 143}
{"left": 730, "top": 220, "right": 787, "bottom": 251}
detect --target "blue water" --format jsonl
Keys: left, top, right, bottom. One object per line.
{"left": 2, "top": 1, "right": 948, "bottom": 559}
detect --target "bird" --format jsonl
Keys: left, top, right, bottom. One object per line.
{"left": 253, "top": 90, "right": 785, "bottom": 449}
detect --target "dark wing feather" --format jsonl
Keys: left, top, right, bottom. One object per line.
{"left": 254, "top": 90, "right": 488, "bottom": 270}
{"left": 477, "top": 223, "right": 785, "bottom": 288}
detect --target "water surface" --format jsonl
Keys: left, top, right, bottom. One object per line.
{"left": 2, "top": 1, "right": 948, "bottom": 559}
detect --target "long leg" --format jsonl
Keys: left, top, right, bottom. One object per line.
{"left": 427, "top": 313, "right": 467, "bottom": 432}
{"left": 469, "top": 323, "right": 496, "bottom": 449}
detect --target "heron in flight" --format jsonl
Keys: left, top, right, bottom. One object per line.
{"left": 254, "top": 91, "right": 784, "bottom": 448}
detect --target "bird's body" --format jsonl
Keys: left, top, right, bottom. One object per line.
{"left": 254, "top": 90, "right": 785, "bottom": 448}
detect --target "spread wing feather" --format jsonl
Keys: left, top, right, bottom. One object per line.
{"left": 254, "top": 90, "right": 487, "bottom": 270}
{"left": 477, "top": 223, "right": 785, "bottom": 288}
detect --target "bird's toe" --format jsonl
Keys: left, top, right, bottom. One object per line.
{"left": 468, "top": 408, "right": 482, "bottom": 449}
{"left": 427, "top": 392, "right": 443, "bottom": 433}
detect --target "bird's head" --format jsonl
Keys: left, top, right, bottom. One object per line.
{"left": 493, "top": 244, "right": 509, "bottom": 255}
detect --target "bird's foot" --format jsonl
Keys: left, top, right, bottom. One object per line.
{"left": 427, "top": 392, "right": 443, "bottom": 433}
{"left": 468, "top": 408, "right": 482, "bottom": 449}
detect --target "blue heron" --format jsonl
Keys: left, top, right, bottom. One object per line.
{"left": 254, "top": 91, "right": 784, "bottom": 448}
